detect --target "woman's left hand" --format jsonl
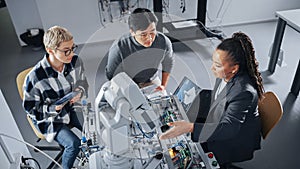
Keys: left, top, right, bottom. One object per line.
{"left": 70, "top": 89, "right": 82, "bottom": 104}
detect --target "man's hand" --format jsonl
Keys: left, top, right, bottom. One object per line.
{"left": 159, "top": 120, "right": 194, "bottom": 140}
{"left": 155, "top": 85, "right": 165, "bottom": 91}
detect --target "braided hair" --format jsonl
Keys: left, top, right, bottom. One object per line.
{"left": 217, "top": 32, "right": 264, "bottom": 99}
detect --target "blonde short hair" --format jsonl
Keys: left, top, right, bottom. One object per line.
{"left": 43, "top": 26, "right": 73, "bottom": 49}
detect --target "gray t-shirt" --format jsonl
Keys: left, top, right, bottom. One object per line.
{"left": 105, "top": 32, "right": 174, "bottom": 83}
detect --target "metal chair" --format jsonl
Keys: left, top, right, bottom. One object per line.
{"left": 258, "top": 91, "right": 283, "bottom": 139}
{"left": 16, "top": 67, "right": 64, "bottom": 169}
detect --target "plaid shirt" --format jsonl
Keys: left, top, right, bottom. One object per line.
{"left": 23, "top": 54, "right": 88, "bottom": 142}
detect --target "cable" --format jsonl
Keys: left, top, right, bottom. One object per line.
{"left": 98, "top": 0, "right": 106, "bottom": 26}
{"left": 206, "top": 0, "right": 233, "bottom": 29}
{"left": 134, "top": 122, "right": 154, "bottom": 139}
{"left": 0, "top": 133, "right": 63, "bottom": 169}
{"left": 180, "top": 0, "right": 186, "bottom": 13}
{"left": 194, "top": 20, "right": 225, "bottom": 40}
{"left": 206, "top": 0, "right": 224, "bottom": 24}
{"left": 220, "top": 0, "right": 233, "bottom": 22}
{"left": 161, "top": 0, "right": 173, "bottom": 22}
{"left": 127, "top": 103, "right": 156, "bottom": 139}
{"left": 216, "top": 0, "right": 225, "bottom": 19}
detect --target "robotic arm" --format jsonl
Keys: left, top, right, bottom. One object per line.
{"left": 95, "top": 72, "right": 159, "bottom": 156}
{"left": 104, "top": 72, "right": 158, "bottom": 131}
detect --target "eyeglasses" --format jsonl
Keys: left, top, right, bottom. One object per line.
{"left": 135, "top": 30, "right": 157, "bottom": 40}
{"left": 56, "top": 45, "right": 78, "bottom": 56}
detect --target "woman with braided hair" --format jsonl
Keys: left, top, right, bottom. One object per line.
{"left": 160, "top": 32, "right": 264, "bottom": 168}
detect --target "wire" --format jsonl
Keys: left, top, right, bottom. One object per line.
{"left": 194, "top": 20, "right": 225, "bottom": 40}
{"left": 216, "top": 0, "right": 225, "bottom": 19}
{"left": 0, "top": 133, "right": 63, "bottom": 169}
{"left": 98, "top": 0, "right": 106, "bottom": 26}
{"left": 206, "top": 0, "right": 224, "bottom": 24}
{"left": 180, "top": 0, "right": 186, "bottom": 13}
{"left": 134, "top": 122, "right": 154, "bottom": 139}
{"left": 206, "top": 0, "right": 233, "bottom": 28}
{"left": 163, "top": 0, "right": 170, "bottom": 11}
{"left": 220, "top": 0, "right": 233, "bottom": 22}
{"left": 162, "top": 0, "right": 172, "bottom": 22}
{"left": 127, "top": 102, "right": 156, "bottom": 139}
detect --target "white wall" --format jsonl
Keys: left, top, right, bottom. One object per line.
{"left": 4, "top": 0, "right": 300, "bottom": 46}
{"left": 206, "top": 0, "right": 300, "bottom": 27}
{"left": 5, "top": 0, "right": 43, "bottom": 46}
{"left": 34, "top": 0, "right": 101, "bottom": 45}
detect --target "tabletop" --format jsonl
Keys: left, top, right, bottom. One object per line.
{"left": 276, "top": 9, "right": 300, "bottom": 32}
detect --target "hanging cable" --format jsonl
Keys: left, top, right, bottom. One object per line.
{"left": 98, "top": 0, "right": 106, "bottom": 26}
{"left": 219, "top": 0, "right": 233, "bottom": 22}
{"left": 134, "top": 122, "right": 155, "bottom": 139}
{"left": 0, "top": 133, "right": 63, "bottom": 169}
{"left": 216, "top": 0, "right": 225, "bottom": 20}
{"left": 180, "top": 0, "right": 186, "bottom": 13}
{"left": 206, "top": 0, "right": 233, "bottom": 28}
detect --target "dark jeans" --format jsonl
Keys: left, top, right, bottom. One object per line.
{"left": 55, "top": 112, "right": 82, "bottom": 169}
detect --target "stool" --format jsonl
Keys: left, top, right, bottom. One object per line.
{"left": 34, "top": 143, "right": 64, "bottom": 169}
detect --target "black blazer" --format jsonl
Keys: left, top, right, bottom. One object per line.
{"left": 192, "top": 73, "right": 261, "bottom": 164}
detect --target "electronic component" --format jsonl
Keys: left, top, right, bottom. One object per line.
{"left": 85, "top": 72, "right": 220, "bottom": 169}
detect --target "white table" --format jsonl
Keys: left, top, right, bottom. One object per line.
{"left": 268, "top": 9, "right": 300, "bottom": 96}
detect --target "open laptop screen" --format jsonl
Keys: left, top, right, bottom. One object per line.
{"left": 173, "top": 76, "right": 202, "bottom": 114}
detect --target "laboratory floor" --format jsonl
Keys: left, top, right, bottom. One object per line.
{"left": 1, "top": 6, "right": 300, "bottom": 169}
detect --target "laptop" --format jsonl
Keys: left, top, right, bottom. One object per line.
{"left": 173, "top": 76, "right": 211, "bottom": 123}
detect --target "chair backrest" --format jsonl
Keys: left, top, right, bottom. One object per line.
{"left": 16, "top": 67, "right": 33, "bottom": 99}
{"left": 258, "top": 91, "right": 283, "bottom": 140}
{"left": 16, "top": 67, "right": 46, "bottom": 140}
